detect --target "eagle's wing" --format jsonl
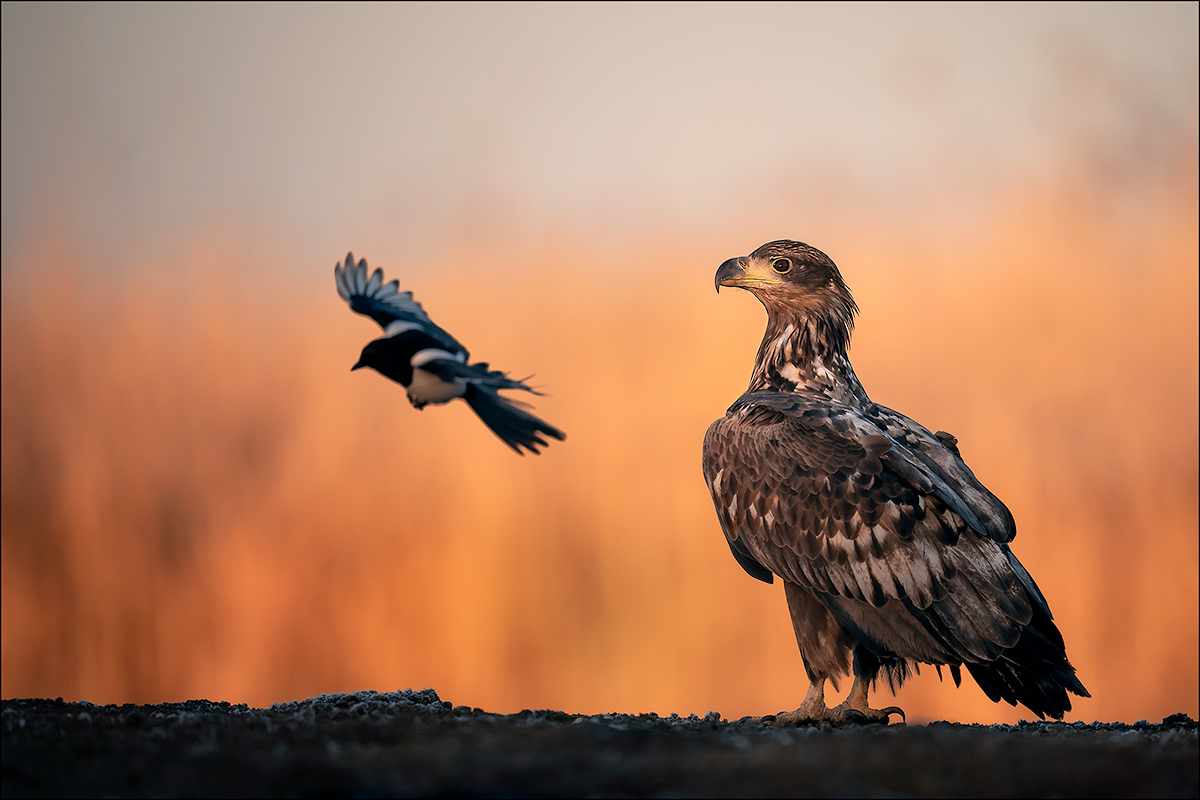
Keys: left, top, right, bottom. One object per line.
{"left": 703, "top": 393, "right": 1041, "bottom": 667}
{"left": 334, "top": 252, "right": 465, "bottom": 354}
{"left": 734, "top": 391, "right": 1018, "bottom": 544}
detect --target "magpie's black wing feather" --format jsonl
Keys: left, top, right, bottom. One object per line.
{"left": 463, "top": 384, "right": 566, "bottom": 455}
{"left": 419, "top": 358, "right": 546, "bottom": 396}
{"left": 334, "top": 252, "right": 465, "bottom": 354}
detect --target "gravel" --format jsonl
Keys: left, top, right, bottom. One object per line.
{"left": 3, "top": 689, "right": 1196, "bottom": 798}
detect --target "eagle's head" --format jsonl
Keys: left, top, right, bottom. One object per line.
{"left": 715, "top": 240, "right": 858, "bottom": 336}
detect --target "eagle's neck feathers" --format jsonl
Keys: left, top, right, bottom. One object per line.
{"left": 749, "top": 299, "right": 870, "bottom": 406}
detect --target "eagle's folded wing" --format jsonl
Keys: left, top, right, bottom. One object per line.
{"left": 731, "top": 391, "right": 1016, "bottom": 544}
{"left": 334, "top": 252, "right": 465, "bottom": 353}
{"left": 703, "top": 400, "right": 1035, "bottom": 668}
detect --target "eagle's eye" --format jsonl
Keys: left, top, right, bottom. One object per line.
{"left": 772, "top": 258, "right": 792, "bottom": 274}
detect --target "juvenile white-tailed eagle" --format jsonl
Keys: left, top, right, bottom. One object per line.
{"left": 703, "top": 240, "right": 1088, "bottom": 723}
{"left": 336, "top": 252, "right": 565, "bottom": 455}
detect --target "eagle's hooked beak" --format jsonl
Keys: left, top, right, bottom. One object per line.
{"left": 715, "top": 256, "right": 782, "bottom": 292}
{"left": 715, "top": 257, "right": 746, "bottom": 292}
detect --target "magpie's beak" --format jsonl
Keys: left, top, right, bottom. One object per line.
{"left": 351, "top": 358, "right": 366, "bottom": 371}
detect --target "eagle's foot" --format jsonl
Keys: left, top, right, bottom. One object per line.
{"left": 765, "top": 705, "right": 902, "bottom": 726}
{"left": 762, "top": 678, "right": 904, "bottom": 726}
{"left": 762, "top": 685, "right": 846, "bottom": 726}
{"left": 831, "top": 675, "right": 905, "bottom": 724}
{"left": 831, "top": 699, "right": 905, "bottom": 725}
{"left": 763, "top": 708, "right": 836, "bottom": 726}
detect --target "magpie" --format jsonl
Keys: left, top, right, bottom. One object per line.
{"left": 335, "top": 252, "right": 566, "bottom": 455}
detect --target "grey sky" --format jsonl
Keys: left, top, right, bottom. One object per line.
{"left": 2, "top": 2, "right": 1196, "bottom": 273}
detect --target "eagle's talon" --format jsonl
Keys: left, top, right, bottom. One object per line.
{"left": 831, "top": 700, "right": 905, "bottom": 725}
{"left": 880, "top": 706, "right": 906, "bottom": 723}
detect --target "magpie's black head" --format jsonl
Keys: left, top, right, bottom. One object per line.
{"left": 351, "top": 338, "right": 387, "bottom": 372}
{"left": 715, "top": 240, "right": 857, "bottom": 330}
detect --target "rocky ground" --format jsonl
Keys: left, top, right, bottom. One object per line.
{"left": 2, "top": 689, "right": 1197, "bottom": 798}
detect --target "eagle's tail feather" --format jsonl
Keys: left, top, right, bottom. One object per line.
{"left": 964, "top": 602, "right": 1090, "bottom": 720}
{"left": 464, "top": 384, "right": 565, "bottom": 455}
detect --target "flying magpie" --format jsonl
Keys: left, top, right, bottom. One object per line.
{"left": 335, "top": 252, "right": 566, "bottom": 455}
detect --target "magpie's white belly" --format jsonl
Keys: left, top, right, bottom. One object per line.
{"left": 407, "top": 367, "right": 467, "bottom": 405}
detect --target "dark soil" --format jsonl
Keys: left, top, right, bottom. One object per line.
{"left": 3, "top": 689, "right": 1196, "bottom": 798}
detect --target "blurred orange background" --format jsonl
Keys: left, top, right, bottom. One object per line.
{"left": 2, "top": 4, "right": 1197, "bottom": 724}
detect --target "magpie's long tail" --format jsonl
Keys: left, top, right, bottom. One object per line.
{"left": 464, "top": 384, "right": 565, "bottom": 455}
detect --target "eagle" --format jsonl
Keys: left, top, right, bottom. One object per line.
{"left": 335, "top": 252, "right": 565, "bottom": 454}
{"left": 703, "top": 240, "right": 1089, "bottom": 723}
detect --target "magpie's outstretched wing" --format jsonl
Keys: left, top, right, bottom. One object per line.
{"left": 334, "top": 252, "right": 465, "bottom": 354}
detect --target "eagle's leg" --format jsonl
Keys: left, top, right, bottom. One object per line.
{"left": 763, "top": 581, "right": 859, "bottom": 725}
{"left": 831, "top": 646, "right": 905, "bottom": 723}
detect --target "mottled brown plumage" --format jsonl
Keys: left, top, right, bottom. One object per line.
{"left": 703, "top": 240, "right": 1088, "bottom": 723}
